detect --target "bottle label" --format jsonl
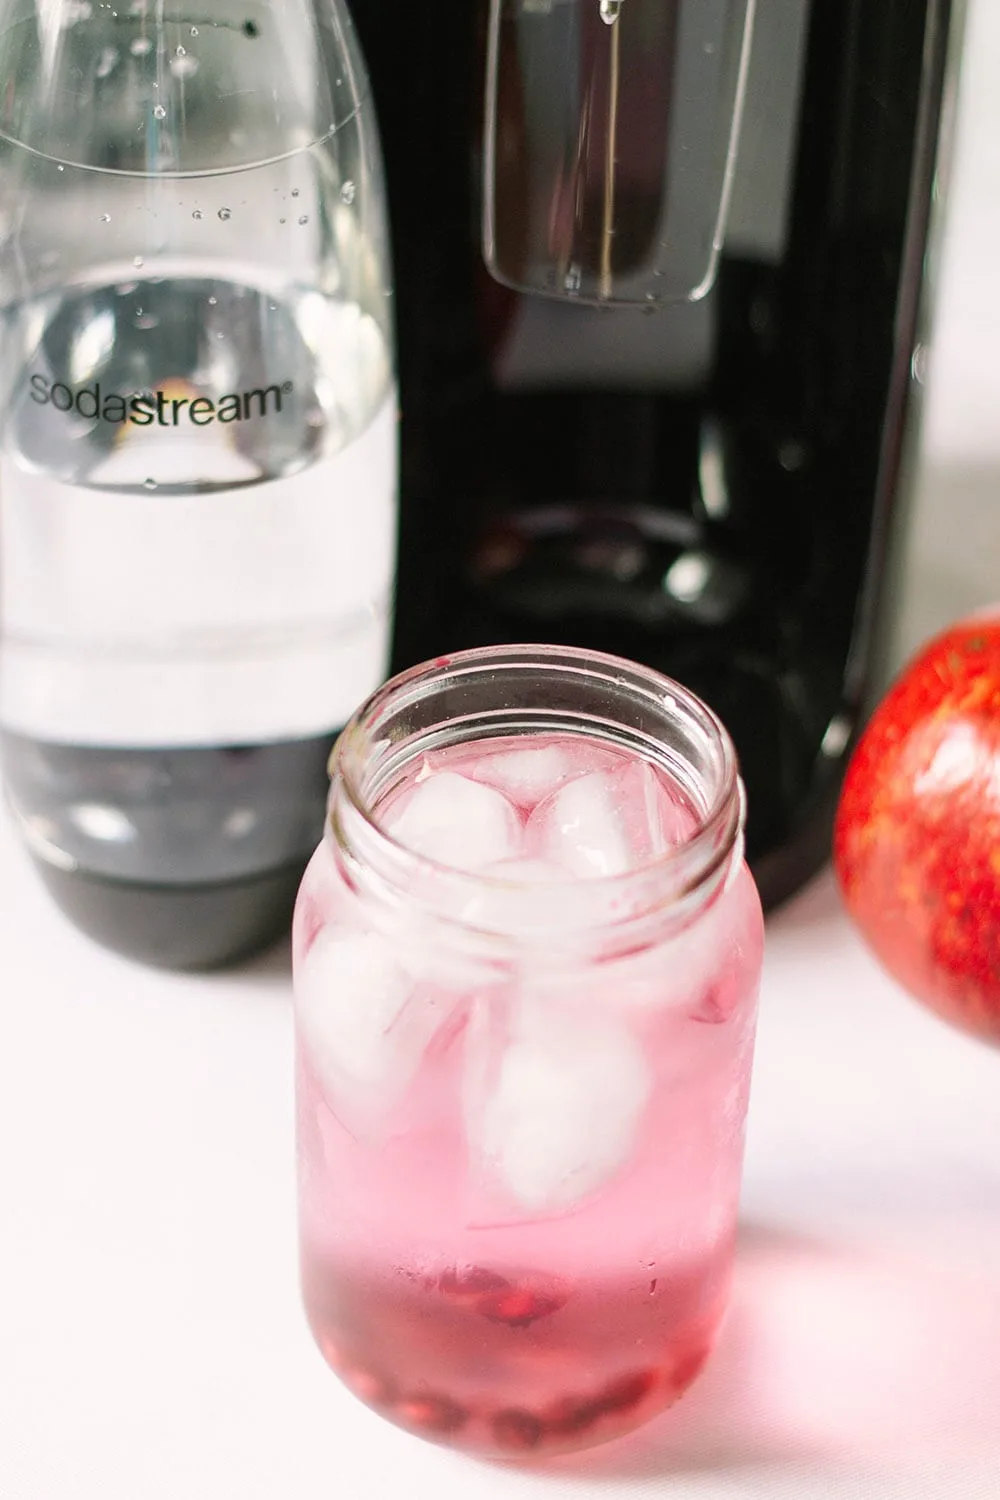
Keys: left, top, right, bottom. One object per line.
{"left": 24, "top": 372, "right": 296, "bottom": 429}
{"left": 0, "top": 392, "right": 398, "bottom": 747}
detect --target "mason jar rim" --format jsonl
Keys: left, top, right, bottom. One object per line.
{"left": 327, "top": 645, "right": 745, "bottom": 947}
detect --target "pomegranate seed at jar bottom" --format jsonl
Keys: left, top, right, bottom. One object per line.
{"left": 545, "top": 1367, "right": 658, "bottom": 1438}
{"left": 544, "top": 1397, "right": 602, "bottom": 1437}
{"left": 479, "top": 1284, "right": 567, "bottom": 1328}
{"left": 599, "top": 1368, "right": 658, "bottom": 1412}
{"left": 347, "top": 1366, "right": 396, "bottom": 1407}
{"left": 396, "top": 1393, "right": 468, "bottom": 1434}
{"left": 436, "top": 1264, "right": 567, "bottom": 1327}
{"left": 437, "top": 1265, "right": 511, "bottom": 1303}
{"left": 492, "top": 1408, "right": 544, "bottom": 1450}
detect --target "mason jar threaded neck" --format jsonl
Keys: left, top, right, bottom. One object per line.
{"left": 327, "top": 644, "right": 744, "bottom": 953}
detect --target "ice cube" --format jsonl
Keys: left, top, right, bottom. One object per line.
{"left": 456, "top": 857, "right": 574, "bottom": 933}
{"left": 525, "top": 770, "right": 629, "bottom": 877}
{"left": 525, "top": 759, "right": 695, "bottom": 878}
{"left": 470, "top": 1001, "right": 650, "bottom": 1211}
{"left": 384, "top": 771, "right": 521, "bottom": 870}
{"left": 295, "top": 927, "right": 435, "bottom": 1136}
{"left": 467, "top": 744, "right": 583, "bottom": 811}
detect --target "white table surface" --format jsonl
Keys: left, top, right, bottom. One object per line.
{"left": 4, "top": 4, "right": 1000, "bottom": 1496}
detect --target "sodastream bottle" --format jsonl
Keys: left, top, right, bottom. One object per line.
{"left": 0, "top": 0, "right": 397, "bottom": 967}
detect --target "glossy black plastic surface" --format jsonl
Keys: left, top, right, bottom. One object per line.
{"left": 364, "top": 0, "right": 952, "bottom": 906}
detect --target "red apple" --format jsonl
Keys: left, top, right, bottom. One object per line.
{"left": 834, "top": 610, "right": 1000, "bottom": 1044}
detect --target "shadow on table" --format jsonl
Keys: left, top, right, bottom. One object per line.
{"left": 210, "top": 931, "right": 293, "bottom": 997}
{"left": 233, "top": 932, "right": 293, "bottom": 981}
{"left": 539, "top": 1219, "right": 1000, "bottom": 1484}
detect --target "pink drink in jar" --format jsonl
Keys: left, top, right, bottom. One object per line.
{"left": 294, "top": 647, "right": 763, "bottom": 1458}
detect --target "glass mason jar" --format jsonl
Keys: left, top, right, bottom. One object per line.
{"left": 293, "top": 645, "right": 763, "bottom": 1458}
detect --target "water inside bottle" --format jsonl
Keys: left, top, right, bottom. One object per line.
{"left": 0, "top": 12, "right": 396, "bottom": 901}
{"left": 1, "top": 261, "right": 394, "bottom": 884}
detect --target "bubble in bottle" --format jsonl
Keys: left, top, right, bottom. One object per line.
{"left": 291, "top": 188, "right": 300, "bottom": 198}
{"left": 191, "top": 209, "right": 203, "bottom": 220}
{"left": 190, "top": 25, "right": 198, "bottom": 34}
{"left": 133, "top": 255, "right": 144, "bottom": 268}
{"left": 340, "top": 180, "right": 356, "bottom": 205}
{"left": 207, "top": 295, "right": 217, "bottom": 306}
{"left": 153, "top": 104, "right": 166, "bottom": 119}
{"left": 99, "top": 213, "right": 111, "bottom": 223}
{"left": 143, "top": 478, "right": 157, "bottom": 491}
{"left": 599, "top": 0, "right": 622, "bottom": 22}
{"left": 218, "top": 207, "right": 232, "bottom": 221}
{"left": 298, "top": 215, "right": 309, "bottom": 226}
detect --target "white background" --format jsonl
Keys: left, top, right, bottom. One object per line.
{"left": 3, "top": 3, "right": 1000, "bottom": 1496}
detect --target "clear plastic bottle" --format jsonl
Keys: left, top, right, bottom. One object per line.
{"left": 0, "top": 0, "right": 397, "bottom": 967}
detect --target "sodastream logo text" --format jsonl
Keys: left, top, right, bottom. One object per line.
{"left": 28, "top": 374, "right": 294, "bottom": 427}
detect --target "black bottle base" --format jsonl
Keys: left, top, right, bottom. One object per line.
{"left": 30, "top": 856, "right": 305, "bottom": 971}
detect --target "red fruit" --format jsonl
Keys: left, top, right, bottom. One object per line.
{"left": 834, "top": 611, "right": 1000, "bottom": 1043}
